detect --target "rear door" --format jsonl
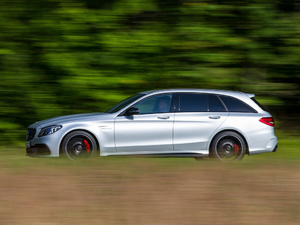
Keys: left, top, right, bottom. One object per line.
{"left": 173, "top": 93, "right": 229, "bottom": 151}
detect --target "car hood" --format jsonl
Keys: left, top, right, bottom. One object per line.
{"left": 28, "top": 112, "right": 110, "bottom": 129}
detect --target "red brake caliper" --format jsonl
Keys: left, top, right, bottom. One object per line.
{"left": 234, "top": 144, "right": 239, "bottom": 155}
{"left": 83, "top": 140, "right": 90, "bottom": 154}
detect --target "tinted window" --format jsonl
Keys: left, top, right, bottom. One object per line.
{"left": 134, "top": 94, "right": 172, "bottom": 114}
{"left": 251, "top": 97, "right": 266, "bottom": 111}
{"left": 106, "top": 94, "right": 145, "bottom": 113}
{"left": 219, "top": 96, "right": 256, "bottom": 113}
{"left": 208, "top": 95, "right": 226, "bottom": 112}
{"left": 179, "top": 94, "right": 207, "bottom": 112}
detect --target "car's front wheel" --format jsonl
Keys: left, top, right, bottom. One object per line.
{"left": 60, "top": 131, "right": 98, "bottom": 161}
{"left": 210, "top": 131, "right": 246, "bottom": 162}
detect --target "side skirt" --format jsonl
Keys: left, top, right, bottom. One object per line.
{"left": 103, "top": 152, "right": 209, "bottom": 158}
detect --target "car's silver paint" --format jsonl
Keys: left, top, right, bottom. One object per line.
{"left": 28, "top": 113, "right": 117, "bottom": 156}
{"left": 115, "top": 112, "right": 175, "bottom": 152}
{"left": 26, "top": 89, "right": 278, "bottom": 158}
{"left": 173, "top": 112, "right": 229, "bottom": 151}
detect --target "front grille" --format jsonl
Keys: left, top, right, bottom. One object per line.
{"left": 27, "top": 128, "right": 36, "bottom": 141}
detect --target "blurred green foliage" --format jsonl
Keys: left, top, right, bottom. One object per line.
{"left": 0, "top": 0, "right": 300, "bottom": 145}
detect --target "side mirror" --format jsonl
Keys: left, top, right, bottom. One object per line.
{"left": 126, "top": 107, "right": 139, "bottom": 115}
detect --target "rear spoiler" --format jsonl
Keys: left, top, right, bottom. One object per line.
{"left": 246, "top": 93, "right": 255, "bottom": 98}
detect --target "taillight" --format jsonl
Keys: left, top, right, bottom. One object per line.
{"left": 259, "top": 117, "right": 274, "bottom": 127}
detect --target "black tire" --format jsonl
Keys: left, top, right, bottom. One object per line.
{"left": 60, "top": 131, "right": 98, "bottom": 161}
{"left": 210, "top": 131, "right": 246, "bottom": 162}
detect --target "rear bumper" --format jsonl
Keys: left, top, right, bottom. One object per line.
{"left": 248, "top": 137, "right": 278, "bottom": 155}
{"left": 272, "top": 144, "right": 278, "bottom": 152}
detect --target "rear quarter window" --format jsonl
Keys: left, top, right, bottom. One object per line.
{"left": 251, "top": 97, "right": 266, "bottom": 111}
{"left": 219, "top": 95, "right": 256, "bottom": 113}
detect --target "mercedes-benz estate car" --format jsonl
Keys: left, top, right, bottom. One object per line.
{"left": 26, "top": 89, "right": 278, "bottom": 161}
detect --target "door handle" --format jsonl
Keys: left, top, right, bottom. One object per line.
{"left": 157, "top": 116, "right": 170, "bottom": 119}
{"left": 209, "top": 116, "right": 220, "bottom": 119}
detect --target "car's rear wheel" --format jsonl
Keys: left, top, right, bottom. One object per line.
{"left": 60, "top": 131, "right": 98, "bottom": 161}
{"left": 210, "top": 131, "right": 246, "bottom": 162}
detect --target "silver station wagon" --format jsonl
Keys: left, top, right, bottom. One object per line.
{"left": 26, "top": 89, "right": 278, "bottom": 161}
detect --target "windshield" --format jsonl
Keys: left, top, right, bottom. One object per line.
{"left": 105, "top": 94, "right": 145, "bottom": 113}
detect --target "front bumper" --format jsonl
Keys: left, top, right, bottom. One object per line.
{"left": 26, "top": 144, "right": 51, "bottom": 156}
{"left": 26, "top": 121, "right": 67, "bottom": 157}
{"left": 25, "top": 131, "right": 61, "bottom": 157}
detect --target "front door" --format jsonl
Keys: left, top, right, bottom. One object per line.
{"left": 115, "top": 94, "right": 174, "bottom": 153}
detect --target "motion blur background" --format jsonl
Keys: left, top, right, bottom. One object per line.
{"left": 0, "top": 1, "right": 300, "bottom": 224}
{"left": 1, "top": 0, "right": 300, "bottom": 144}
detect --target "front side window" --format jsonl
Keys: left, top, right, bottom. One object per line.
{"left": 179, "top": 93, "right": 207, "bottom": 112}
{"left": 106, "top": 94, "right": 145, "bottom": 113}
{"left": 134, "top": 94, "right": 173, "bottom": 114}
{"left": 219, "top": 95, "right": 256, "bottom": 113}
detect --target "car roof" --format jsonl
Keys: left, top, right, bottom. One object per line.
{"left": 139, "top": 89, "right": 254, "bottom": 98}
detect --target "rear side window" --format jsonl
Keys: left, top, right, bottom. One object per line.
{"left": 179, "top": 93, "right": 207, "bottom": 112}
{"left": 208, "top": 95, "right": 226, "bottom": 112}
{"left": 219, "top": 95, "right": 256, "bottom": 113}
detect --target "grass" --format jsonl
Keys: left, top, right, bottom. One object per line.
{"left": 0, "top": 131, "right": 299, "bottom": 225}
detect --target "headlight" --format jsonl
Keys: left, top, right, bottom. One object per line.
{"left": 38, "top": 125, "right": 62, "bottom": 137}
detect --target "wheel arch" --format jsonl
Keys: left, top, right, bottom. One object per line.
{"left": 209, "top": 129, "right": 249, "bottom": 155}
{"left": 59, "top": 129, "right": 100, "bottom": 155}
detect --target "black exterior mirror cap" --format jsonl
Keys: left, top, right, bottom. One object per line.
{"left": 126, "top": 107, "right": 139, "bottom": 115}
